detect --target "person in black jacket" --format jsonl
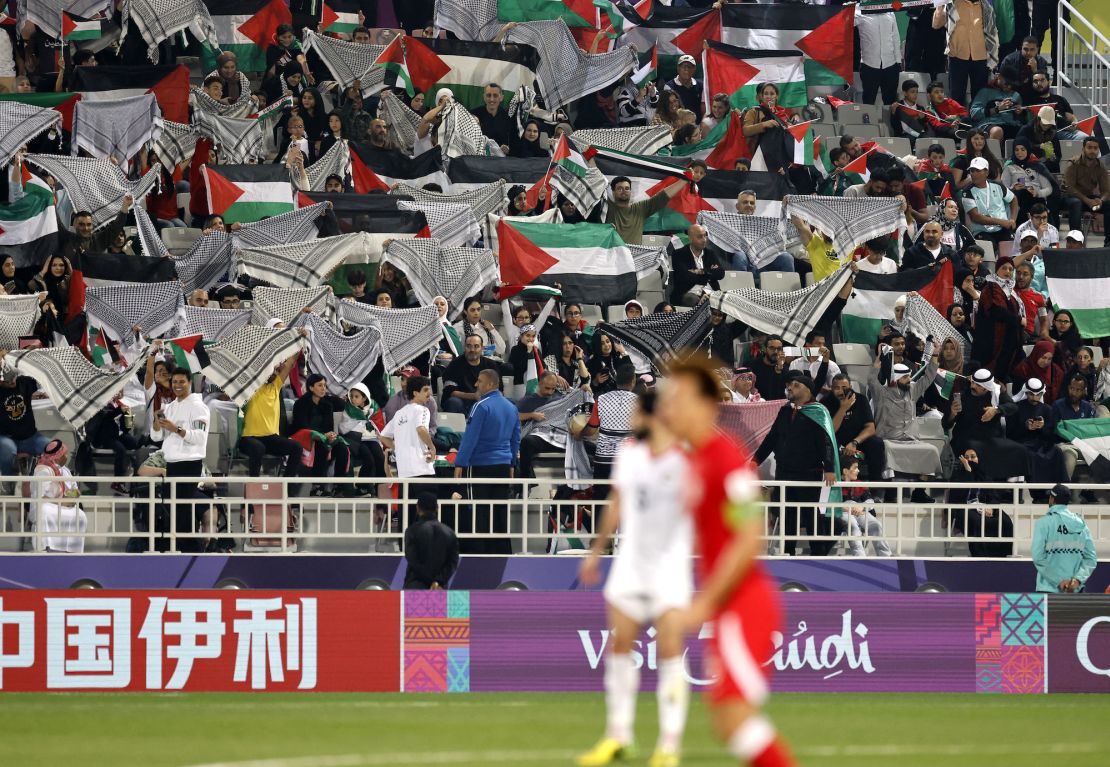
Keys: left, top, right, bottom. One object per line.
{"left": 290, "top": 374, "right": 351, "bottom": 495}
{"left": 749, "top": 336, "right": 789, "bottom": 402}
{"left": 753, "top": 373, "right": 838, "bottom": 556}
{"left": 901, "top": 220, "right": 956, "bottom": 271}
{"left": 669, "top": 224, "right": 724, "bottom": 306}
{"left": 707, "top": 309, "right": 744, "bottom": 367}
{"left": 404, "top": 493, "right": 460, "bottom": 589}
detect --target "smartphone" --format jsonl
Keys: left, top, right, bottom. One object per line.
{"left": 154, "top": 410, "right": 165, "bottom": 421}
{"left": 782, "top": 347, "right": 802, "bottom": 357}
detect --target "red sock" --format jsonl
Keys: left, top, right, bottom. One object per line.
{"left": 751, "top": 736, "right": 795, "bottom": 767}
{"left": 728, "top": 715, "right": 795, "bottom": 767}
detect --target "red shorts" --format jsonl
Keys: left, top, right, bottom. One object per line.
{"left": 707, "top": 581, "right": 780, "bottom": 705}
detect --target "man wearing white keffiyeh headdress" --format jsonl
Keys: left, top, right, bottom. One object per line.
{"left": 947, "top": 367, "right": 1029, "bottom": 484}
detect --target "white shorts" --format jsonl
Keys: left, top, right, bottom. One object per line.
{"left": 604, "top": 563, "right": 692, "bottom": 626}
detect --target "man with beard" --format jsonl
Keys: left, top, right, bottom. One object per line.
{"left": 1026, "top": 71, "right": 1084, "bottom": 140}
{"left": 1014, "top": 258, "right": 1048, "bottom": 339}
{"left": 868, "top": 352, "right": 943, "bottom": 504}
{"left": 946, "top": 368, "right": 1029, "bottom": 483}
{"left": 820, "top": 373, "right": 886, "bottom": 483}
{"left": 750, "top": 336, "right": 789, "bottom": 402}
{"left": 901, "top": 221, "right": 956, "bottom": 271}
{"left": 753, "top": 373, "right": 838, "bottom": 556}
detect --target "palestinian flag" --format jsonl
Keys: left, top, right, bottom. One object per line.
{"left": 61, "top": 12, "right": 108, "bottom": 41}
{"left": 0, "top": 171, "right": 59, "bottom": 269}
{"left": 0, "top": 91, "right": 81, "bottom": 132}
{"left": 702, "top": 41, "right": 807, "bottom": 110}
{"left": 497, "top": 220, "right": 638, "bottom": 305}
{"left": 448, "top": 155, "right": 551, "bottom": 191}
{"left": 630, "top": 45, "right": 658, "bottom": 86}
{"left": 789, "top": 122, "right": 820, "bottom": 167}
{"left": 87, "top": 326, "right": 118, "bottom": 368}
{"left": 610, "top": 2, "right": 715, "bottom": 79}
{"left": 1056, "top": 418, "right": 1110, "bottom": 483}
{"left": 720, "top": 4, "right": 854, "bottom": 86}
{"left": 168, "top": 335, "right": 211, "bottom": 374}
{"left": 644, "top": 175, "right": 714, "bottom": 229}
{"left": 421, "top": 39, "right": 538, "bottom": 110}
{"left": 201, "top": 0, "right": 292, "bottom": 72}
{"left": 71, "top": 64, "right": 191, "bottom": 124}
{"left": 349, "top": 144, "right": 450, "bottom": 190}
{"left": 1075, "top": 115, "right": 1109, "bottom": 156}
{"left": 932, "top": 368, "right": 965, "bottom": 400}
{"left": 843, "top": 149, "right": 873, "bottom": 185}
{"left": 67, "top": 250, "right": 179, "bottom": 321}
{"left": 552, "top": 134, "right": 591, "bottom": 178}
{"left": 595, "top": 0, "right": 652, "bottom": 37}
{"left": 203, "top": 164, "right": 294, "bottom": 224}
{"left": 523, "top": 346, "right": 544, "bottom": 394}
{"left": 253, "top": 94, "right": 294, "bottom": 123}
{"left": 498, "top": 0, "right": 595, "bottom": 27}
{"left": 840, "top": 261, "right": 954, "bottom": 344}
{"left": 320, "top": 0, "right": 362, "bottom": 35}
{"left": 1043, "top": 248, "right": 1110, "bottom": 338}
{"left": 374, "top": 36, "right": 415, "bottom": 96}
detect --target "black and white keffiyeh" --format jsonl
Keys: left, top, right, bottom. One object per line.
{"left": 25, "top": 155, "right": 161, "bottom": 229}
{"left": 236, "top": 232, "right": 371, "bottom": 289}
{"left": 303, "top": 140, "right": 352, "bottom": 191}
{"left": 381, "top": 238, "right": 498, "bottom": 317}
{"left": 708, "top": 265, "right": 854, "bottom": 346}
{"left": 0, "top": 294, "right": 42, "bottom": 351}
{"left": 433, "top": 0, "right": 500, "bottom": 41}
{"left": 301, "top": 29, "right": 386, "bottom": 95}
{"left": 120, "top": 0, "right": 218, "bottom": 62}
{"left": 397, "top": 201, "right": 480, "bottom": 247}
{"left": 336, "top": 301, "right": 442, "bottom": 371}
{"left": 190, "top": 71, "right": 253, "bottom": 118}
{"left": 782, "top": 195, "right": 903, "bottom": 263}
{"left": 85, "top": 281, "right": 184, "bottom": 343}
{"left": 251, "top": 286, "right": 333, "bottom": 328}
{"left": 304, "top": 314, "right": 382, "bottom": 396}
{"left": 71, "top": 94, "right": 163, "bottom": 163}
{"left": 905, "top": 293, "right": 965, "bottom": 357}
{"left": 193, "top": 110, "right": 263, "bottom": 164}
{"left": 520, "top": 386, "right": 591, "bottom": 448}
{"left": 629, "top": 244, "right": 669, "bottom": 280}
{"left": 132, "top": 204, "right": 169, "bottom": 259}
{"left": 2, "top": 345, "right": 148, "bottom": 431}
{"left": 19, "top": 0, "right": 111, "bottom": 40}
{"left": 597, "top": 301, "right": 712, "bottom": 369}
{"left": 200, "top": 325, "right": 306, "bottom": 405}
{"left": 0, "top": 102, "right": 61, "bottom": 167}
{"left": 504, "top": 20, "right": 636, "bottom": 109}
{"left": 171, "top": 231, "right": 234, "bottom": 294}
{"left": 178, "top": 304, "right": 252, "bottom": 341}
{"left": 507, "top": 85, "right": 561, "bottom": 134}
{"left": 391, "top": 180, "right": 507, "bottom": 221}
{"left": 551, "top": 164, "right": 607, "bottom": 216}
{"left": 378, "top": 93, "right": 421, "bottom": 154}
{"left": 439, "top": 100, "right": 496, "bottom": 158}
{"left": 570, "top": 126, "right": 672, "bottom": 156}
{"left": 154, "top": 120, "right": 200, "bottom": 172}
{"left": 233, "top": 203, "right": 327, "bottom": 249}
{"left": 699, "top": 212, "right": 800, "bottom": 270}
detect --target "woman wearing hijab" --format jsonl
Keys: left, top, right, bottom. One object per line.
{"left": 214, "top": 51, "right": 245, "bottom": 104}
{"left": 1008, "top": 377, "right": 1069, "bottom": 495}
{"left": 588, "top": 331, "right": 630, "bottom": 395}
{"left": 971, "top": 256, "right": 1024, "bottom": 381}
{"left": 1047, "top": 309, "right": 1083, "bottom": 369}
{"left": 0, "top": 254, "right": 29, "bottom": 294}
{"left": 741, "top": 82, "right": 798, "bottom": 175}
{"left": 513, "top": 120, "right": 549, "bottom": 158}
{"left": 30, "top": 439, "right": 87, "bottom": 552}
{"left": 1012, "top": 339, "right": 1065, "bottom": 403}
{"left": 507, "top": 185, "right": 534, "bottom": 216}
{"left": 946, "top": 304, "right": 974, "bottom": 356}
{"left": 1000, "top": 138, "right": 1059, "bottom": 222}
{"left": 507, "top": 324, "right": 546, "bottom": 394}
{"left": 924, "top": 336, "right": 966, "bottom": 416}
{"left": 337, "top": 382, "right": 386, "bottom": 496}
{"left": 922, "top": 198, "right": 976, "bottom": 253}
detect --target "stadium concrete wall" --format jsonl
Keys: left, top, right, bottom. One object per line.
{"left": 2, "top": 591, "right": 1108, "bottom": 694}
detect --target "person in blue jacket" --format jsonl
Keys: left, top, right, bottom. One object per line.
{"left": 1032, "top": 484, "right": 1097, "bottom": 593}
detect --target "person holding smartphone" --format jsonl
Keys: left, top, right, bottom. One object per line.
{"left": 1007, "top": 377, "right": 1069, "bottom": 500}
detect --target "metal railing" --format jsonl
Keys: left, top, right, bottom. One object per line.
{"left": 1058, "top": 0, "right": 1110, "bottom": 122}
{"left": 1, "top": 475, "right": 1108, "bottom": 557}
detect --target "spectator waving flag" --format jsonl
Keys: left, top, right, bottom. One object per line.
{"left": 702, "top": 41, "right": 807, "bottom": 110}
{"left": 203, "top": 164, "right": 294, "bottom": 224}
{"left": 0, "top": 169, "right": 59, "bottom": 269}
{"left": 719, "top": 4, "right": 854, "bottom": 86}
{"left": 200, "top": 0, "right": 290, "bottom": 72}
{"left": 596, "top": 300, "right": 713, "bottom": 369}
{"left": 1043, "top": 247, "right": 1110, "bottom": 338}
{"left": 840, "top": 262, "right": 956, "bottom": 344}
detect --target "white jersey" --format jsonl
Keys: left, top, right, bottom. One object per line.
{"left": 604, "top": 440, "right": 694, "bottom": 623}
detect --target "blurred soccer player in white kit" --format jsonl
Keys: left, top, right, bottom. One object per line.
{"left": 577, "top": 389, "right": 693, "bottom": 767}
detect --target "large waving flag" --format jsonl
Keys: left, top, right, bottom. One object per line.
{"left": 0, "top": 170, "right": 59, "bottom": 269}
{"left": 201, "top": 0, "right": 291, "bottom": 72}
{"left": 497, "top": 220, "right": 638, "bottom": 305}
{"left": 319, "top": 0, "right": 362, "bottom": 35}
{"left": 702, "top": 41, "right": 807, "bottom": 110}
{"left": 203, "top": 164, "right": 294, "bottom": 224}
{"left": 720, "top": 4, "right": 854, "bottom": 86}
{"left": 498, "top": 0, "right": 595, "bottom": 27}
{"left": 1056, "top": 418, "right": 1110, "bottom": 483}
{"left": 1043, "top": 248, "right": 1110, "bottom": 339}
{"left": 71, "top": 63, "right": 191, "bottom": 123}
{"left": 420, "top": 39, "right": 538, "bottom": 111}
{"left": 840, "top": 262, "right": 955, "bottom": 344}
{"left": 373, "top": 36, "right": 451, "bottom": 97}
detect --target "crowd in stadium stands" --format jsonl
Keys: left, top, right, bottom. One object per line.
{"left": 0, "top": 1, "right": 1107, "bottom": 555}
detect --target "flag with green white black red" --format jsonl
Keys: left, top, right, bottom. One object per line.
{"left": 498, "top": 0, "right": 596, "bottom": 27}
{"left": 1044, "top": 248, "right": 1110, "bottom": 338}
{"left": 630, "top": 45, "right": 657, "bottom": 86}
{"left": 595, "top": 0, "right": 651, "bottom": 37}
{"left": 0, "top": 91, "right": 80, "bottom": 132}
{"left": 201, "top": 0, "right": 291, "bottom": 73}
{"left": 840, "top": 261, "right": 954, "bottom": 344}
{"left": 349, "top": 144, "right": 450, "bottom": 190}
{"left": 320, "top": 0, "right": 362, "bottom": 35}
{"left": 0, "top": 169, "right": 59, "bottom": 269}
{"left": 373, "top": 36, "right": 450, "bottom": 97}
{"left": 419, "top": 38, "right": 538, "bottom": 111}
{"left": 702, "top": 41, "right": 807, "bottom": 111}
{"left": 61, "top": 11, "right": 109, "bottom": 41}
{"left": 167, "top": 335, "right": 211, "bottom": 374}
{"left": 203, "top": 164, "right": 294, "bottom": 224}
{"left": 720, "top": 4, "right": 854, "bottom": 86}
{"left": 374, "top": 36, "right": 415, "bottom": 96}
{"left": 932, "top": 368, "right": 966, "bottom": 400}
{"left": 1056, "top": 418, "right": 1110, "bottom": 483}
{"left": 614, "top": 2, "right": 715, "bottom": 78}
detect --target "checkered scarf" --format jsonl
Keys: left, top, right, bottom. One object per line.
{"left": 439, "top": 100, "right": 496, "bottom": 158}
{"left": 193, "top": 110, "right": 263, "bottom": 164}
{"left": 0, "top": 294, "right": 42, "bottom": 351}
{"left": 301, "top": 29, "right": 387, "bottom": 95}
{"left": 191, "top": 72, "right": 253, "bottom": 118}
{"left": 85, "top": 281, "right": 184, "bottom": 343}
{"left": 0, "top": 102, "right": 60, "bottom": 167}
{"left": 699, "top": 212, "right": 801, "bottom": 270}
{"left": 19, "top": 0, "right": 111, "bottom": 39}
{"left": 708, "top": 264, "right": 854, "bottom": 346}
{"left": 236, "top": 232, "right": 370, "bottom": 290}
{"left": 570, "top": 126, "right": 673, "bottom": 156}
{"left": 597, "top": 301, "right": 712, "bottom": 370}
{"left": 905, "top": 293, "right": 965, "bottom": 358}
{"left": 178, "top": 304, "right": 252, "bottom": 341}
{"left": 629, "top": 244, "right": 669, "bottom": 281}
{"left": 551, "top": 165, "right": 607, "bottom": 217}
{"left": 303, "top": 140, "right": 352, "bottom": 191}
{"left": 391, "top": 180, "right": 507, "bottom": 223}
{"left": 378, "top": 93, "right": 421, "bottom": 154}
{"left": 397, "top": 200, "right": 480, "bottom": 247}
{"left": 2, "top": 345, "right": 149, "bottom": 431}
{"left": 251, "top": 286, "right": 333, "bottom": 328}
{"left": 200, "top": 325, "right": 306, "bottom": 406}
{"left": 336, "top": 300, "right": 442, "bottom": 372}
{"left": 520, "top": 386, "right": 591, "bottom": 445}
{"left": 72, "top": 94, "right": 163, "bottom": 164}
{"left": 504, "top": 20, "right": 636, "bottom": 109}
{"left": 381, "top": 238, "right": 498, "bottom": 318}
{"left": 508, "top": 85, "right": 562, "bottom": 135}
{"left": 782, "top": 195, "right": 903, "bottom": 264}
{"left": 132, "top": 204, "right": 169, "bottom": 259}
{"left": 718, "top": 400, "right": 787, "bottom": 456}
{"left": 26, "top": 155, "right": 161, "bottom": 230}
{"left": 433, "top": 0, "right": 500, "bottom": 41}
{"left": 154, "top": 120, "right": 199, "bottom": 171}
{"left": 171, "top": 231, "right": 234, "bottom": 294}
{"left": 304, "top": 314, "right": 383, "bottom": 397}
{"left": 120, "top": 0, "right": 218, "bottom": 62}
{"left": 233, "top": 203, "right": 328, "bottom": 249}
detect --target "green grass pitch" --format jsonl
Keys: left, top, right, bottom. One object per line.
{"left": 4, "top": 692, "right": 1109, "bottom": 766}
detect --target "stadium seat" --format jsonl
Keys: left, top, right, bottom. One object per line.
{"left": 636, "top": 290, "right": 664, "bottom": 310}
{"left": 608, "top": 305, "right": 626, "bottom": 322}
{"left": 579, "top": 304, "right": 603, "bottom": 324}
{"left": 162, "top": 227, "right": 201, "bottom": 254}
{"left": 481, "top": 303, "right": 501, "bottom": 324}
{"left": 812, "top": 123, "right": 839, "bottom": 141}
{"left": 1060, "top": 140, "right": 1084, "bottom": 165}
{"left": 640, "top": 234, "right": 672, "bottom": 248}
{"left": 916, "top": 136, "right": 957, "bottom": 159}
{"left": 874, "top": 136, "right": 913, "bottom": 157}
{"left": 838, "top": 123, "right": 884, "bottom": 140}
{"left": 759, "top": 271, "right": 801, "bottom": 293}
{"left": 836, "top": 103, "right": 882, "bottom": 126}
{"left": 437, "top": 412, "right": 467, "bottom": 432}
{"left": 975, "top": 239, "right": 999, "bottom": 259}
{"left": 718, "top": 271, "right": 755, "bottom": 291}
{"left": 804, "top": 272, "right": 817, "bottom": 287}
{"left": 638, "top": 269, "right": 664, "bottom": 293}
{"left": 997, "top": 240, "right": 1013, "bottom": 260}
{"left": 987, "top": 138, "right": 1004, "bottom": 160}
{"left": 833, "top": 343, "right": 875, "bottom": 366}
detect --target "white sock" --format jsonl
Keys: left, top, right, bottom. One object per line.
{"left": 728, "top": 715, "right": 776, "bottom": 761}
{"left": 604, "top": 652, "right": 640, "bottom": 745}
{"left": 655, "top": 657, "right": 689, "bottom": 753}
